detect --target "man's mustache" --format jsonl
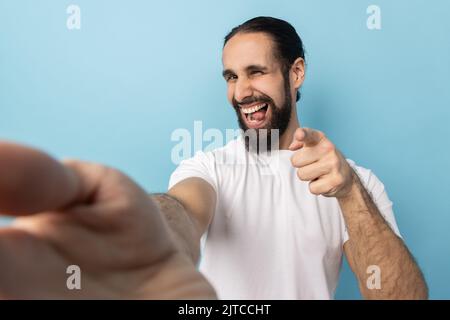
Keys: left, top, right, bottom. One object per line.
{"left": 232, "top": 95, "right": 273, "bottom": 109}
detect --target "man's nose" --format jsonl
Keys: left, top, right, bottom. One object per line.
{"left": 234, "top": 78, "right": 253, "bottom": 104}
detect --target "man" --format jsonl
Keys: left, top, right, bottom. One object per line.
{"left": 163, "top": 17, "right": 428, "bottom": 299}
{"left": 0, "top": 17, "right": 427, "bottom": 300}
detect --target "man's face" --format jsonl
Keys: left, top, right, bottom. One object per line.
{"left": 222, "top": 32, "right": 293, "bottom": 141}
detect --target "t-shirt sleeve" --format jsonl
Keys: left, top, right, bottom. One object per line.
{"left": 342, "top": 160, "right": 402, "bottom": 244}
{"left": 168, "top": 150, "right": 218, "bottom": 193}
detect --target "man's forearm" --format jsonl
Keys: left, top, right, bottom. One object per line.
{"left": 338, "top": 171, "right": 428, "bottom": 299}
{"left": 152, "top": 194, "right": 201, "bottom": 265}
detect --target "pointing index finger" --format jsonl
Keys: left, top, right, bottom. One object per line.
{"left": 288, "top": 128, "right": 325, "bottom": 151}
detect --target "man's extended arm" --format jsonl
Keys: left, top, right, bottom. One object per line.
{"left": 0, "top": 141, "right": 217, "bottom": 299}
{"left": 153, "top": 177, "right": 216, "bottom": 265}
{"left": 339, "top": 171, "right": 427, "bottom": 299}
{"left": 289, "top": 127, "right": 428, "bottom": 299}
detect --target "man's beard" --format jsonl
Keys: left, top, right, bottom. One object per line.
{"left": 232, "top": 75, "right": 292, "bottom": 153}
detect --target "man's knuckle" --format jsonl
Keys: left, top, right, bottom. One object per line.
{"left": 309, "top": 183, "right": 320, "bottom": 195}
{"left": 297, "top": 169, "right": 308, "bottom": 181}
{"left": 330, "top": 156, "right": 340, "bottom": 168}
{"left": 321, "top": 140, "right": 335, "bottom": 152}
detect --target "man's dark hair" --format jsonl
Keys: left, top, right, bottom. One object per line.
{"left": 224, "top": 16, "right": 305, "bottom": 102}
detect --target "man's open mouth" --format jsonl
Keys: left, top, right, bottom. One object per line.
{"left": 240, "top": 103, "right": 270, "bottom": 128}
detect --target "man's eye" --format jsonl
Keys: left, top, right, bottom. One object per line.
{"left": 251, "top": 71, "right": 264, "bottom": 76}
{"left": 226, "top": 75, "right": 237, "bottom": 82}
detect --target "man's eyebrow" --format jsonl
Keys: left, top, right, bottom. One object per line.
{"left": 245, "top": 65, "right": 269, "bottom": 72}
{"left": 222, "top": 69, "right": 234, "bottom": 78}
{"left": 222, "top": 65, "right": 269, "bottom": 78}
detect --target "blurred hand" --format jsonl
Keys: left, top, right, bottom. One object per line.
{"left": 0, "top": 141, "right": 216, "bottom": 299}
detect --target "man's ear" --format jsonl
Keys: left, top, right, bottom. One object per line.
{"left": 291, "top": 57, "right": 305, "bottom": 90}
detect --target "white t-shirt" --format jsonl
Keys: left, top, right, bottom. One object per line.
{"left": 168, "top": 136, "right": 401, "bottom": 299}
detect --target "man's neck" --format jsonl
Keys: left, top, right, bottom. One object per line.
{"left": 279, "top": 109, "right": 300, "bottom": 150}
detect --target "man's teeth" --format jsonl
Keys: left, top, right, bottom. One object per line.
{"left": 241, "top": 103, "right": 267, "bottom": 114}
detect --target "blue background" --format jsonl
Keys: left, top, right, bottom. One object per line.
{"left": 1, "top": 0, "right": 449, "bottom": 299}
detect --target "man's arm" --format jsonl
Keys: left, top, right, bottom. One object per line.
{"left": 0, "top": 141, "right": 217, "bottom": 299}
{"left": 340, "top": 171, "right": 428, "bottom": 299}
{"left": 289, "top": 127, "right": 428, "bottom": 300}
{"left": 152, "top": 177, "right": 216, "bottom": 264}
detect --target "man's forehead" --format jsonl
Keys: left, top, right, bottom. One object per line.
{"left": 222, "top": 32, "right": 276, "bottom": 70}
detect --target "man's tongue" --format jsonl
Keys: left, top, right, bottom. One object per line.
{"left": 250, "top": 108, "right": 266, "bottom": 121}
